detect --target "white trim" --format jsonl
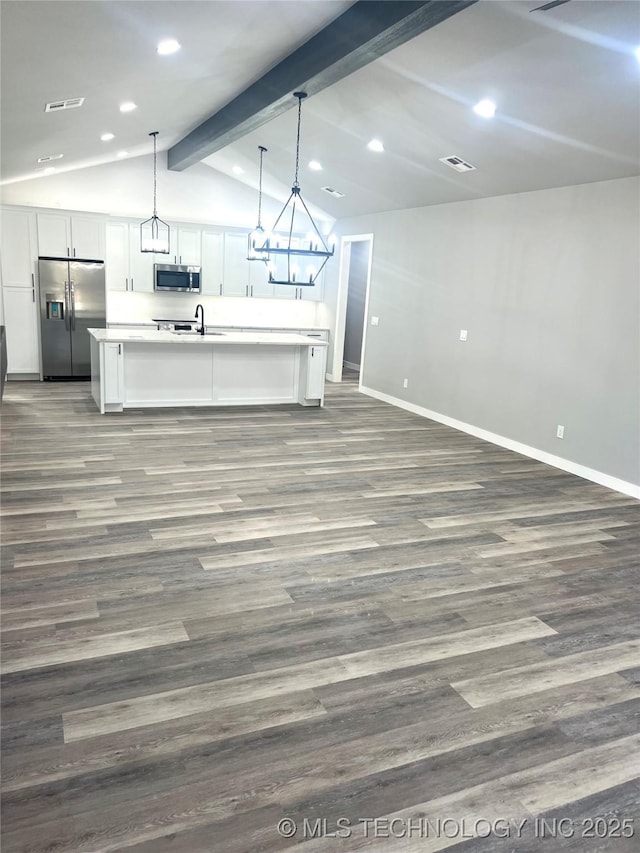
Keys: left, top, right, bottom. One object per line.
{"left": 360, "top": 385, "right": 640, "bottom": 500}
{"left": 343, "top": 360, "right": 360, "bottom": 371}
{"left": 331, "top": 233, "right": 373, "bottom": 383}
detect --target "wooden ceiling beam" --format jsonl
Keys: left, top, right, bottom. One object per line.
{"left": 167, "top": 0, "right": 477, "bottom": 171}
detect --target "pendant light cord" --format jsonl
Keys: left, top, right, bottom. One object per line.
{"left": 293, "top": 92, "right": 306, "bottom": 190}
{"left": 150, "top": 131, "right": 158, "bottom": 217}
{"left": 257, "top": 145, "right": 267, "bottom": 228}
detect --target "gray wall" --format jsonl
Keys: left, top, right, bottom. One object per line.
{"left": 329, "top": 177, "right": 639, "bottom": 486}
{"left": 343, "top": 241, "right": 369, "bottom": 367}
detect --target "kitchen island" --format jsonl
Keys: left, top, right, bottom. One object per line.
{"left": 89, "top": 328, "right": 328, "bottom": 413}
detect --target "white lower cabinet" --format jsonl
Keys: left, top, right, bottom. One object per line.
{"left": 3, "top": 287, "right": 40, "bottom": 374}
{"left": 103, "top": 342, "right": 123, "bottom": 404}
{"left": 305, "top": 344, "right": 326, "bottom": 399}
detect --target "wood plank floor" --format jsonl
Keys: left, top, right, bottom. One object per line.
{"left": 1, "top": 377, "right": 639, "bottom": 853}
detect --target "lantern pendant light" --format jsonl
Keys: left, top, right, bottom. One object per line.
{"left": 140, "top": 131, "right": 170, "bottom": 254}
{"left": 247, "top": 145, "right": 268, "bottom": 262}
{"left": 250, "top": 92, "right": 334, "bottom": 286}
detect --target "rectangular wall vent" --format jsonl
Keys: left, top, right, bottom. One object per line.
{"left": 37, "top": 154, "right": 64, "bottom": 163}
{"left": 322, "top": 186, "right": 345, "bottom": 198}
{"left": 45, "top": 97, "right": 85, "bottom": 113}
{"left": 439, "top": 155, "right": 476, "bottom": 173}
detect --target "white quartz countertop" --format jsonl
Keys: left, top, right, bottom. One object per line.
{"left": 89, "top": 328, "right": 328, "bottom": 347}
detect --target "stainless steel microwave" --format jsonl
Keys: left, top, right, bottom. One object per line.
{"left": 154, "top": 263, "right": 201, "bottom": 293}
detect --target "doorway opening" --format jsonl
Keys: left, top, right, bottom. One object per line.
{"left": 331, "top": 234, "right": 373, "bottom": 385}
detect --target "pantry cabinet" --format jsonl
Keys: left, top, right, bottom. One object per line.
{"left": 0, "top": 209, "right": 40, "bottom": 375}
{"left": 2, "top": 287, "right": 40, "bottom": 374}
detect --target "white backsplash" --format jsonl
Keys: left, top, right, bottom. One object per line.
{"left": 106, "top": 291, "right": 322, "bottom": 328}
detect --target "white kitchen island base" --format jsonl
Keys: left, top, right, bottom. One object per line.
{"left": 89, "top": 329, "right": 327, "bottom": 413}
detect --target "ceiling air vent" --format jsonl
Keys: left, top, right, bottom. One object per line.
{"left": 45, "top": 97, "right": 85, "bottom": 113}
{"left": 439, "top": 155, "right": 476, "bottom": 173}
{"left": 322, "top": 186, "right": 345, "bottom": 198}
{"left": 37, "top": 154, "right": 64, "bottom": 163}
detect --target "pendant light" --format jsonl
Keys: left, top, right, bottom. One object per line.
{"left": 140, "top": 131, "right": 170, "bottom": 254}
{"left": 247, "top": 145, "right": 268, "bottom": 262}
{"left": 250, "top": 92, "right": 334, "bottom": 286}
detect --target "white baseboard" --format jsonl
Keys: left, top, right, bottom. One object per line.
{"left": 360, "top": 385, "right": 640, "bottom": 500}
{"left": 343, "top": 360, "right": 360, "bottom": 371}
{"left": 7, "top": 373, "right": 40, "bottom": 381}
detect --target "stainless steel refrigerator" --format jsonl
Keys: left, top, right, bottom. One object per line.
{"left": 38, "top": 257, "right": 106, "bottom": 378}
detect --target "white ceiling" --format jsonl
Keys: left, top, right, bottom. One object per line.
{"left": 1, "top": 0, "right": 639, "bottom": 220}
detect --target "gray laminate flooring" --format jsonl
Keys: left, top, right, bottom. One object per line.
{"left": 1, "top": 378, "right": 638, "bottom": 852}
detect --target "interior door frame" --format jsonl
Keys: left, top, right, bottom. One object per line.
{"left": 330, "top": 233, "right": 373, "bottom": 385}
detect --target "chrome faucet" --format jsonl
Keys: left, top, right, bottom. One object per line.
{"left": 194, "top": 303, "right": 205, "bottom": 336}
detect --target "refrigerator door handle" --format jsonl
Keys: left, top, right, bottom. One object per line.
{"left": 69, "top": 280, "right": 76, "bottom": 330}
{"left": 64, "top": 281, "right": 70, "bottom": 331}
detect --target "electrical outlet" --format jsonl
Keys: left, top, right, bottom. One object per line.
{"left": 556, "top": 425, "right": 565, "bottom": 439}
{"left": 403, "top": 378, "right": 408, "bottom": 388}
{"left": 459, "top": 329, "right": 468, "bottom": 341}
{"left": 371, "top": 316, "right": 379, "bottom": 326}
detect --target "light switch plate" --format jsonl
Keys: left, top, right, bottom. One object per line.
{"left": 371, "top": 316, "right": 379, "bottom": 326}
{"left": 459, "top": 329, "right": 468, "bottom": 341}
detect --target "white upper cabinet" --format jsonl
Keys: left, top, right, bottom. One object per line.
{"left": 249, "top": 259, "right": 274, "bottom": 298}
{"left": 0, "top": 209, "right": 37, "bottom": 288}
{"left": 201, "top": 230, "right": 224, "bottom": 295}
{"left": 171, "top": 226, "right": 201, "bottom": 266}
{"left": 37, "top": 212, "right": 105, "bottom": 260}
{"left": 128, "top": 225, "right": 157, "bottom": 292}
{"left": 105, "top": 222, "right": 129, "bottom": 292}
{"left": 105, "top": 221, "right": 155, "bottom": 292}
{"left": 223, "top": 233, "right": 250, "bottom": 296}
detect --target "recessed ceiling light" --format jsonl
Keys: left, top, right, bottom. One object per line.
{"left": 119, "top": 102, "right": 137, "bottom": 113}
{"left": 101, "top": 132, "right": 115, "bottom": 142}
{"left": 232, "top": 165, "right": 244, "bottom": 175}
{"left": 117, "top": 150, "right": 128, "bottom": 158}
{"left": 308, "top": 160, "right": 322, "bottom": 171}
{"left": 367, "top": 139, "right": 384, "bottom": 153}
{"left": 473, "top": 99, "right": 496, "bottom": 118}
{"left": 157, "top": 39, "right": 181, "bottom": 56}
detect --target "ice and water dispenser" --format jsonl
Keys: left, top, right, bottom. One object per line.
{"left": 45, "top": 296, "right": 64, "bottom": 320}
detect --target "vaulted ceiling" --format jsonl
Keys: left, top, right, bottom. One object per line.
{"left": 1, "top": 0, "right": 638, "bottom": 220}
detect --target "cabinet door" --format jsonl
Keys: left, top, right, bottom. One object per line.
{"left": 103, "top": 342, "right": 123, "bottom": 403}
{"left": 223, "top": 233, "right": 250, "bottom": 296}
{"left": 201, "top": 231, "right": 223, "bottom": 295}
{"left": 71, "top": 216, "right": 105, "bottom": 260}
{"left": 128, "top": 225, "right": 156, "bottom": 292}
{"left": 175, "top": 227, "right": 201, "bottom": 266}
{"left": 306, "top": 344, "right": 327, "bottom": 399}
{"left": 105, "top": 223, "right": 129, "bottom": 291}
{"left": 299, "top": 264, "right": 326, "bottom": 302}
{"left": 37, "top": 213, "right": 71, "bottom": 257}
{"left": 249, "top": 259, "right": 273, "bottom": 298}
{"left": 0, "top": 210, "right": 37, "bottom": 288}
{"left": 3, "top": 286, "right": 40, "bottom": 373}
